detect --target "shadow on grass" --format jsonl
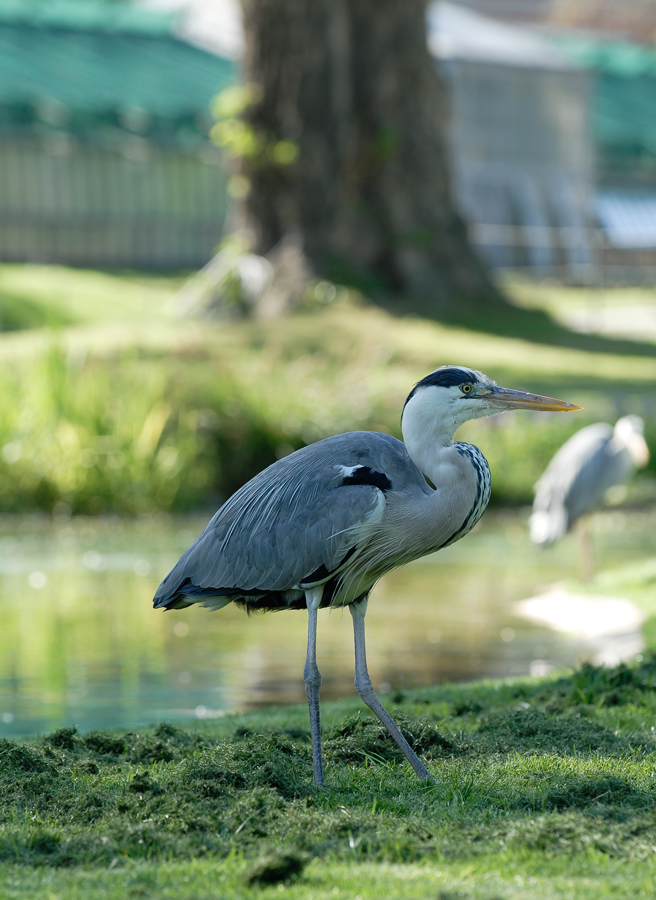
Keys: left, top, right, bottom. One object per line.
{"left": 378, "top": 291, "right": 656, "bottom": 359}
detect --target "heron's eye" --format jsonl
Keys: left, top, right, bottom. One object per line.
{"left": 461, "top": 384, "right": 473, "bottom": 394}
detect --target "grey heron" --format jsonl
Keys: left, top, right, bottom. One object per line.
{"left": 530, "top": 416, "right": 650, "bottom": 576}
{"left": 154, "top": 366, "right": 580, "bottom": 785}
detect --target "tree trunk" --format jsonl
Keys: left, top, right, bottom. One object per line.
{"left": 238, "top": 0, "right": 503, "bottom": 316}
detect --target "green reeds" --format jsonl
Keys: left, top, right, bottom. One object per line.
{"left": 0, "top": 337, "right": 652, "bottom": 515}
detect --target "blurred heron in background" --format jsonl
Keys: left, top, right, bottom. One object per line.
{"left": 154, "top": 366, "right": 580, "bottom": 786}
{"left": 530, "top": 416, "right": 650, "bottom": 580}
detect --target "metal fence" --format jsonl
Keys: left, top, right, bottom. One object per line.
{"left": 469, "top": 219, "right": 656, "bottom": 284}
{"left": 440, "top": 46, "right": 596, "bottom": 279}
{"left": 0, "top": 137, "right": 228, "bottom": 269}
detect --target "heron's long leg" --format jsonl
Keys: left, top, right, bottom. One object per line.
{"left": 304, "top": 587, "right": 324, "bottom": 787}
{"left": 577, "top": 518, "right": 594, "bottom": 583}
{"left": 350, "top": 598, "right": 432, "bottom": 782}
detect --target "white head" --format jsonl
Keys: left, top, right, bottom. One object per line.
{"left": 401, "top": 365, "right": 580, "bottom": 472}
{"left": 614, "top": 415, "right": 650, "bottom": 468}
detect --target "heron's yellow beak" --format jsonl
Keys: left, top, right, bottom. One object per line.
{"left": 487, "top": 387, "right": 582, "bottom": 412}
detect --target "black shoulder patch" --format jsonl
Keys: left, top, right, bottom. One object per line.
{"left": 403, "top": 366, "right": 478, "bottom": 411}
{"left": 341, "top": 466, "right": 392, "bottom": 492}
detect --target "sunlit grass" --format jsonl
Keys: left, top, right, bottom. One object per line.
{"left": 504, "top": 272, "right": 656, "bottom": 317}
{"left": 0, "top": 264, "right": 186, "bottom": 326}
{"left": 4, "top": 855, "right": 656, "bottom": 900}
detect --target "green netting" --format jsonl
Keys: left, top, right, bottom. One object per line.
{"left": 0, "top": 0, "right": 175, "bottom": 35}
{"left": 558, "top": 37, "right": 656, "bottom": 171}
{"left": 0, "top": 0, "right": 236, "bottom": 132}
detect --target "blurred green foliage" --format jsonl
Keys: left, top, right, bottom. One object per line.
{"left": 0, "top": 264, "right": 654, "bottom": 514}
{"left": 0, "top": 344, "right": 593, "bottom": 515}
{"left": 0, "top": 345, "right": 294, "bottom": 515}
{"left": 210, "top": 83, "right": 298, "bottom": 202}
{"left": 0, "top": 291, "right": 74, "bottom": 331}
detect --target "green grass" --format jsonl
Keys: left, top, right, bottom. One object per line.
{"left": 505, "top": 274, "right": 656, "bottom": 347}
{"left": 4, "top": 659, "right": 656, "bottom": 897}
{"left": 0, "top": 264, "right": 656, "bottom": 513}
{"left": 0, "top": 264, "right": 186, "bottom": 328}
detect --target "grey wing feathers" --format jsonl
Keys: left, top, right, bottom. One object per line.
{"left": 154, "top": 431, "right": 424, "bottom": 608}
{"left": 530, "top": 423, "right": 620, "bottom": 545}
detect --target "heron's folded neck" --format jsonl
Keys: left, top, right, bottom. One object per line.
{"left": 401, "top": 397, "right": 459, "bottom": 486}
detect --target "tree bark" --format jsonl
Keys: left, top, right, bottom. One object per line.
{"left": 238, "top": 0, "right": 503, "bottom": 316}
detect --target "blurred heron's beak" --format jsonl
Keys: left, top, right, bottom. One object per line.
{"left": 486, "top": 387, "right": 582, "bottom": 412}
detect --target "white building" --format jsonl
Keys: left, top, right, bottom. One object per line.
{"left": 429, "top": 2, "right": 595, "bottom": 276}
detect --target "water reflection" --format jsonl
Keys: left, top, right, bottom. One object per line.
{"left": 515, "top": 589, "right": 645, "bottom": 666}
{"left": 0, "top": 509, "right": 654, "bottom": 738}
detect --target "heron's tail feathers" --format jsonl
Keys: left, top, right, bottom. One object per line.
{"left": 529, "top": 508, "right": 567, "bottom": 547}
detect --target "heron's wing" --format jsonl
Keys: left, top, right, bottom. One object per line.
{"left": 531, "top": 424, "right": 615, "bottom": 543}
{"left": 154, "top": 431, "right": 422, "bottom": 608}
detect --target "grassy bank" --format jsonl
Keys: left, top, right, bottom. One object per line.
{"left": 0, "top": 265, "right": 656, "bottom": 514}
{"left": 3, "top": 658, "right": 656, "bottom": 897}
{"left": 3, "top": 267, "right": 656, "bottom": 898}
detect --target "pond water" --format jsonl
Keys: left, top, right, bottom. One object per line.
{"left": 0, "top": 508, "right": 654, "bottom": 739}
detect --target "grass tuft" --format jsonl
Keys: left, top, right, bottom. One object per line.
{"left": 540, "top": 657, "right": 656, "bottom": 710}
{"left": 325, "top": 712, "right": 457, "bottom": 765}
{"left": 474, "top": 708, "right": 631, "bottom": 755}
{"left": 243, "top": 847, "right": 308, "bottom": 885}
